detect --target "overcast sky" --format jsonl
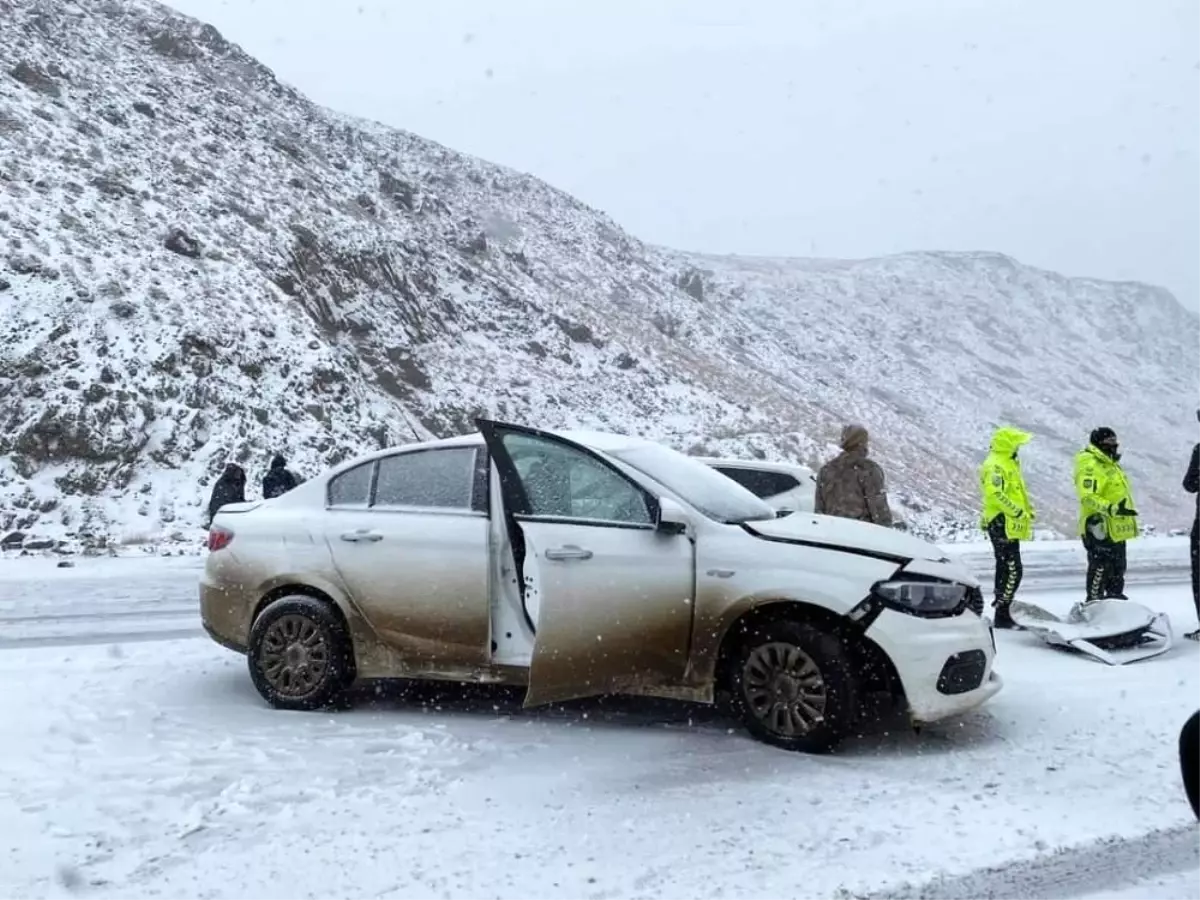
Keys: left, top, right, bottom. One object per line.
{"left": 167, "top": 0, "right": 1200, "bottom": 310}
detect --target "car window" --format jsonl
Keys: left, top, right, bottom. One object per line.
{"left": 606, "top": 445, "right": 775, "bottom": 524}
{"left": 373, "top": 448, "right": 477, "bottom": 510}
{"left": 713, "top": 466, "right": 800, "bottom": 499}
{"left": 502, "top": 433, "right": 652, "bottom": 525}
{"left": 327, "top": 461, "right": 374, "bottom": 507}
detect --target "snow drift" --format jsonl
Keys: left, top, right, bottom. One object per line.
{"left": 0, "top": 0, "right": 1196, "bottom": 549}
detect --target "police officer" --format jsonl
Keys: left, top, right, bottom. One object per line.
{"left": 1183, "top": 410, "right": 1199, "bottom": 641}
{"left": 1074, "top": 427, "right": 1138, "bottom": 602}
{"left": 979, "top": 426, "right": 1035, "bottom": 629}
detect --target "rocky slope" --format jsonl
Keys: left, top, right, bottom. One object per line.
{"left": 0, "top": 0, "right": 1196, "bottom": 551}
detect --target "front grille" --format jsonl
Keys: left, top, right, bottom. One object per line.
{"left": 965, "top": 585, "right": 984, "bottom": 616}
{"left": 936, "top": 650, "right": 987, "bottom": 695}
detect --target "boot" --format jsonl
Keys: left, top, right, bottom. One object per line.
{"left": 992, "top": 602, "right": 1018, "bottom": 630}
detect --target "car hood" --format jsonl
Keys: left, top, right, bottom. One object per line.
{"left": 743, "top": 513, "right": 950, "bottom": 563}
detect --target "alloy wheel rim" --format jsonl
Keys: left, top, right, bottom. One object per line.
{"left": 742, "top": 641, "right": 827, "bottom": 736}
{"left": 260, "top": 614, "right": 330, "bottom": 697}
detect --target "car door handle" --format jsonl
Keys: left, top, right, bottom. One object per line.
{"left": 340, "top": 531, "right": 383, "bottom": 543}
{"left": 544, "top": 545, "right": 593, "bottom": 561}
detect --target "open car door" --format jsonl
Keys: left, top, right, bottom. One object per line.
{"left": 477, "top": 419, "right": 696, "bottom": 707}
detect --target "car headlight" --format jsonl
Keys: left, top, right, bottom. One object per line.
{"left": 873, "top": 579, "right": 968, "bottom": 616}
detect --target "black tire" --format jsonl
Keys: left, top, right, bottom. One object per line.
{"left": 725, "top": 618, "right": 858, "bottom": 753}
{"left": 247, "top": 595, "right": 355, "bottom": 711}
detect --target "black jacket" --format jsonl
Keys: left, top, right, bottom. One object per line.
{"left": 206, "top": 464, "right": 246, "bottom": 525}
{"left": 1185, "top": 443, "right": 1199, "bottom": 525}
{"left": 263, "top": 456, "right": 299, "bottom": 499}
{"left": 1181, "top": 710, "right": 1199, "bottom": 820}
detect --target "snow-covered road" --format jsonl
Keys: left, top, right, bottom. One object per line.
{"left": 0, "top": 542, "right": 1197, "bottom": 899}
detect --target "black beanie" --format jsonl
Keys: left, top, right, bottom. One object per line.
{"left": 1090, "top": 427, "right": 1117, "bottom": 446}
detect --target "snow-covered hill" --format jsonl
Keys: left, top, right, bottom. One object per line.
{"left": 1, "top": 0, "right": 1196, "bottom": 551}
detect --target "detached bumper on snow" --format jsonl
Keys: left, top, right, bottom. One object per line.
{"left": 867, "top": 607, "right": 1003, "bottom": 724}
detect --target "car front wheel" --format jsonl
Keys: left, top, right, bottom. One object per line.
{"left": 727, "top": 619, "right": 858, "bottom": 753}
{"left": 247, "top": 595, "right": 354, "bottom": 711}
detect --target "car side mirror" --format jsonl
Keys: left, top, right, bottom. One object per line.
{"left": 656, "top": 496, "right": 691, "bottom": 536}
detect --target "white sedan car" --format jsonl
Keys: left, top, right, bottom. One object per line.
{"left": 201, "top": 419, "right": 1001, "bottom": 753}
{"left": 695, "top": 457, "right": 817, "bottom": 515}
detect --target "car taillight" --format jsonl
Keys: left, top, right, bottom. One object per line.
{"left": 207, "top": 527, "right": 234, "bottom": 552}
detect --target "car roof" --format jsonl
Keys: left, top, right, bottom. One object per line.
{"left": 327, "top": 426, "right": 659, "bottom": 476}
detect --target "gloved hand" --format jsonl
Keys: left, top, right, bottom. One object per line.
{"left": 1114, "top": 499, "right": 1138, "bottom": 517}
{"left": 1086, "top": 514, "right": 1106, "bottom": 539}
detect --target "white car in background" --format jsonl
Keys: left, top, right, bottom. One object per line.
{"left": 696, "top": 457, "right": 817, "bottom": 516}
{"left": 201, "top": 420, "right": 1001, "bottom": 753}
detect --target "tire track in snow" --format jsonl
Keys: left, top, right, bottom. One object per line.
{"left": 850, "top": 823, "right": 1199, "bottom": 900}
{"left": 0, "top": 627, "right": 202, "bottom": 650}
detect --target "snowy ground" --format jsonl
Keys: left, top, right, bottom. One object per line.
{"left": 0, "top": 540, "right": 1196, "bottom": 899}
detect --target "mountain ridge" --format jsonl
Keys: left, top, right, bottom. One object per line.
{"left": 0, "top": 0, "right": 1196, "bottom": 553}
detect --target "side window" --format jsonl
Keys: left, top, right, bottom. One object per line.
{"left": 714, "top": 466, "right": 800, "bottom": 499}
{"left": 328, "top": 461, "right": 374, "bottom": 507}
{"left": 373, "top": 448, "right": 476, "bottom": 510}
{"left": 503, "top": 434, "right": 652, "bottom": 525}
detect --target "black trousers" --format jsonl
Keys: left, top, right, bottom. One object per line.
{"left": 987, "top": 517, "right": 1023, "bottom": 607}
{"left": 1190, "top": 521, "right": 1198, "bottom": 621}
{"left": 1082, "top": 528, "right": 1127, "bottom": 601}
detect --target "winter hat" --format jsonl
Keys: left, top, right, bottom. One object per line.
{"left": 1090, "top": 427, "right": 1118, "bottom": 447}
{"left": 840, "top": 424, "right": 869, "bottom": 451}
{"left": 270, "top": 454, "right": 287, "bottom": 469}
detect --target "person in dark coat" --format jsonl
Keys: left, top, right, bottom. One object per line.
{"left": 814, "top": 424, "right": 894, "bottom": 526}
{"left": 262, "top": 455, "right": 300, "bottom": 500}
{"left": 1180, "top": 710, "right": 1199, "bottom": 819}
{"left": 1184, "top": 411, "right": 1199, "bottom": 641}
{"left": 204, "top": 463, "right": 246, "bottom": 528}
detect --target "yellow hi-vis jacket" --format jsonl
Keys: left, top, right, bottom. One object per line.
{"left": 1074, "top": 444, "right": 1138, "bottom": 542}
{"left": 979, "top": 426, "right": 1035, "bottom": 540}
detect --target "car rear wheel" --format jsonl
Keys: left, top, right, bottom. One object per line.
{"left": 726, "top": 619, "right": 857, "bottom": 753}
{"left": 248, "top": 595, "right": 354, "bottom": 711}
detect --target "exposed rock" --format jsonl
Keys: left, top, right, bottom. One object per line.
{"left": 9, "top": 60, "right": 60, "bottom": 97}
{"left": 676, "top": 268, "right": 706, "bottom": 302}
{"left": 164, "top": 227, "right": 201, "bottom": 258}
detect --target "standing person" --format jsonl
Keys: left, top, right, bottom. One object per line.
{"left": 1183, "top": 412, "right": 1199, "bottom": 641}
{"left": 979, "top": 426, "right": 1035, "bottom": 629}
{"left": 813, "top": 424, "right": 894, "bottom": 526}
{"left": 1074, "top": 427, "right": 1138, "bottom": 602}
{"left": 203, "top": 463, "right": 246, "bottom": 528}
{"left": 1181, "top": 710, "right": 1199, "bottom": 819}
{"left": 262, "top": 454, "right": 300, "bottom": 499}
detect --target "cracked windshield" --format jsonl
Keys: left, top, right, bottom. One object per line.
{"left": 1, "top": 0, "right": 1198, "bottom": 897}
